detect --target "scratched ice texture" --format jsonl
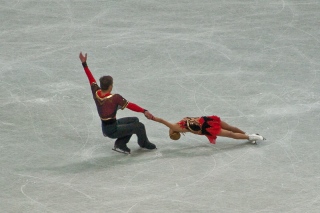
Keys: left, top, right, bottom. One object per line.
{"left": 1, "top": 0, "right": 320, "bottom": 212}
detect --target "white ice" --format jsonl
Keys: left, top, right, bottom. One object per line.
{"left": 1, "top": 0, "right": 320, "bottom": 212}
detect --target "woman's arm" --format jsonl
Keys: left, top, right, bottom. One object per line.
{"left": 153, "top": 117, "right": 186, "bottom": 132}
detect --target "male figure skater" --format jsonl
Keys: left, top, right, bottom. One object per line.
{"left": 79, "top": 52, "right": 156, "bottom": 154}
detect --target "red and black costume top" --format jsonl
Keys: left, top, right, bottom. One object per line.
{"left": 178, "top": 116, "right": 221, "bottom": 144}
{"left": 82, "top": 62, "right": 146, "bottom": 124}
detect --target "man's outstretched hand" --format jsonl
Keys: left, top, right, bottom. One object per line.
{"left": 79, "top": 52, "right": 87, "bottom": 63}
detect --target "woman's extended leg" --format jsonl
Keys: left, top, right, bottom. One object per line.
{"left": 220, "top": 120, "right": 246, "bottom": 134}
{"left": 218, "top": 128, "right": 265, "bottom": 141}
{"left": 218, "top": 129, "right": 249, "bottom": 140}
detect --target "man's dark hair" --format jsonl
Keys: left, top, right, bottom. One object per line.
{"left": 99, "top": 76, "right": 113, "bottom": 90}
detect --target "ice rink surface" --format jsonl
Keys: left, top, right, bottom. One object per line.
{"left": 1, "top": 0, "right": 320, "bottom": 212}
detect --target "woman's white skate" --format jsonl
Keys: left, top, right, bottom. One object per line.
{"left": 248, "top": 133, "right": 266, "bottom": 144}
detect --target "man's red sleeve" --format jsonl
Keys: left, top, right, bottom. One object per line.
{"left": 82, "top": 62, "right": 96, "bottom": 85}
{"left": 126, "top": 102, "right": 145, "bottom": 113}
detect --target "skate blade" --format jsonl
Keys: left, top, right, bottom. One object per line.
{"left": 141, "top": 147, "right": 158, "bottom": 150}
{"left": 251, "top": 140, "right": 258, "bottom": 145}
{"left": 250, "top": 137, "right": 266, "bottom": 145}
{"left": 112, "top": 148, "right": 130, "bottom": 154}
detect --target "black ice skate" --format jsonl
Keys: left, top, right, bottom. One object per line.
{"left": 112, "top": 142, "right": 131, "bottom": 154}
{"left": 141, "top": 141, "right": 157, "bottom": 150}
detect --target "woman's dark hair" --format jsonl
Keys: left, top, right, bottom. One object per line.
{"left": 99, "top": 76, "right": 113, "bottom": 90}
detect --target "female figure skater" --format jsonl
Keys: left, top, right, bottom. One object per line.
{"left": 152, "top": 115, "right": 265, "bottom": 144}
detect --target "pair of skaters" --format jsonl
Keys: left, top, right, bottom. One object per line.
{"left": 79, "top": 52, "right": 265, "bottom": 154}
